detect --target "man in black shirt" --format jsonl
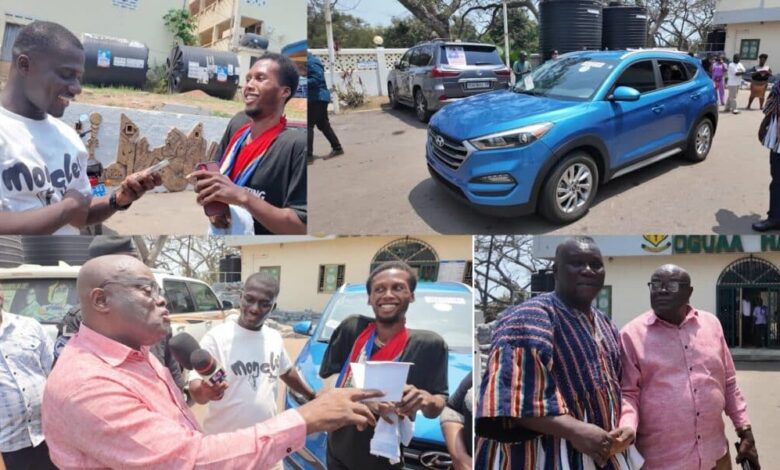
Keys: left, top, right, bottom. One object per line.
{"left": 319, "top": 261, "right": 449, "bottom": 470}
{"left": 192, "top": 53, "right": 306, "bottom": 235}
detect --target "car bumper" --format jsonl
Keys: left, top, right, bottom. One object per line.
{"left": 425, "top": 132, "right": 553, "bottom": 216}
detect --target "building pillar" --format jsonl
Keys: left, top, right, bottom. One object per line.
{"left": 376, "top": 46, "right": 387, "bottom": 96}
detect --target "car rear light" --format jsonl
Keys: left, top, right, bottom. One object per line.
{"left": 430, "top": 67, "right": 460, "bottom": 78}
{"left": 495, "top": 68, "right": 511, "bottom": 77}
{"left": 439, "top": 95, "right": 447, "bottom": 101}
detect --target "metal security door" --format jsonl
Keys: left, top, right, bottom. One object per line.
{"left": 717, "top": 286, "right": 738, "bottom": 347}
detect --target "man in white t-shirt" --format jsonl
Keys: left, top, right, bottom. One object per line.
{"left": 189, "top": 273, "right": 316, "bottom": 449}
{"left": 726, "top": 53, "right": 746, "bottom": 114}
{"left": 0, "top": 21, "right": 161, "bottom": 235}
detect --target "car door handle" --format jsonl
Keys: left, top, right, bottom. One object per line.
{"left": 690, "top": 93, "right": 701, "bottom": 100}
{"left": 651, "top": 105, "right": 664, "bottom": 114}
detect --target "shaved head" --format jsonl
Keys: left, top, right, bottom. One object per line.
{"left": 553, "top": 237, "right": 605, "bottom": 312}
{"left": 78, "top": 255, "right": 169, "bottom": 349}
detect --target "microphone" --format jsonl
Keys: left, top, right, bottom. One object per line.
{"left": 191, "top": 349, "right": 228, "bottom": 386}
{"left": 169, "top": 332, "right": 200, "bottom": 370}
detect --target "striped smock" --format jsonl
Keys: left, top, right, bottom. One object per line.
{"left": 475, "top": 292, "right": 622, "bottom": 470}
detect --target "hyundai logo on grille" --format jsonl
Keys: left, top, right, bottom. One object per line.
{"left": 433, "top": 134, "right": 445, "bottom": 147}
{"left": 419, "top": 451, "right": 451, "bottom": 469}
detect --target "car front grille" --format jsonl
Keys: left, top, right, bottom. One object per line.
{"left": 429, "top": 128, "right": 468, "bottom": 170}
{"left": 403, "top": 440, "right": 452, "bottom": 470}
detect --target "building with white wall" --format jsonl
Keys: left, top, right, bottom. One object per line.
{"left": 534, "top": 235, "right": 780, "bottom": 350}
{"left": 1, "top": 0, "right": 182, "bottom": 69}
{"left": 230, "top": 235, "right": 473, "bottom": 312}
{"left": 187, "top": 0, "right": 305, "bottom": 85}
{"left": 714, "top": 0, "right": 780, "bottom": 69}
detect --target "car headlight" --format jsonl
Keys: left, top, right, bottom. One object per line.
{"left": 469, "top": 122, "right": 554, "bottom": 150}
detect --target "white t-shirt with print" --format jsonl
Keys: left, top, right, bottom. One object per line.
{"left": 190, "top": 320, "right": 292, "bottom": 435}
{"left": 0, "top": 106, "right": 91, "bottom": 235}
{"left": 727, "top": 62, "right": 745, "bottom": 85}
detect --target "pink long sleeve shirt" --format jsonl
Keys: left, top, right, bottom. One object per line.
{"left": 42, "top": 324, "right": 306, "bottom": 469}
{"left": 619, "top": 307, "right": 750, "bottom": 470}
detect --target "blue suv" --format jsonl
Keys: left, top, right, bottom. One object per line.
{"left": 426, "top": 50, "right": 718, "bottom": 224}
{"left": 284, "top": 282, "right": 473, "bottom": 470}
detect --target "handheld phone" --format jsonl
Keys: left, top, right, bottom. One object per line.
{"left": 145, "top": 159, "right": 170, "bottom": 174}
{"left": 195, "top": 161, "right": 228, "bottom": 216}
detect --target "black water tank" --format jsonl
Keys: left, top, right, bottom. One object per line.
{"left": 219, "top": 255, "right": 242, "bottom": 283}
{"left": 0, "top": 236, "right": 24, "bottom": 268}
{"left": 603, "top": 5, "right": 648, "bottom": 50}
{"left": 531, "top": 269, "right": 556, "bottom": 293}
{"left": 540, "top": 0, "right": 603, "bottom": 60}
{"left": 167, "top": 45, "right": 240, "bottom": 100}
{"left": 22, "top": 236, "right": 93, "bottom": 266}
{"left": 706, "top": 28, "right": 726, "bottom": 52}
{"left": 81, "top": 33, "right": 149, "bottom": 88}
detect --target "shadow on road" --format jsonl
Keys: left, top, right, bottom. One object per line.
{"left": 408, "top": 155, "right": 694, "bottom": 234}
{"left": 378, "top": 104, "right": 429, "bottom": 130}
{"left": 712, "top": 209, "right": 762, "bottom": 233}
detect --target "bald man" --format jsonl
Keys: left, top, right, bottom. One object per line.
{"left": 476, "top": 237, "right": 636, "bottom": 469}
{"left": 41, "top": 255, "right": 382, "bottom": 470}
{"left": 617, "top": 264, "right": 760, "bottom": 470}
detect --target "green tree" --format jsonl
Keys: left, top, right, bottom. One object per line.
{"left": 482, "top": 8, "right": 538, "bottom": 58}
{"left": 163, "top": 9, "right": 198, "bottom": 46}
{"left": 381, "top": 17, "right": 438, "bottom": 48}
{"left": 308, "top": 1, "right": 381, "bottom": 48}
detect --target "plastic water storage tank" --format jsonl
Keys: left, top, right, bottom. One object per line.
{"left": 602, "top": 4, "right": 648, "bottom": 50}
{"left": 0, "top": 236, "right": 24, "bottom": 268}
{"left": 167, "top": 45, "right": 240, "bottom": 100}
{"left": 22, "top": 236, "right": 93, "bottom": 266}
{"left": 81, "top": 33, "right": 149, "bottom": 88}
{"left": 540, "top": 0, "right": 603, "bottom": 60}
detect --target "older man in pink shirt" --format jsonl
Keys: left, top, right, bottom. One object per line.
{"left": 615, "top": 264, "right": 760, "bottom": 470}
{"left": 42, "top": 255, "right": 381, "bottom": 470}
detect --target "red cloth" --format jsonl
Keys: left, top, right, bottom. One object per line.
{"left": 337, "top": 323, "right": 409, "bottom": 388}
{"left": 226, "top": 116, "right": 287, "bottom": 180}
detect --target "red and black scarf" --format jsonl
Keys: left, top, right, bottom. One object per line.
{"left": 335, "top": 323, "right": 409, "bottom": 388}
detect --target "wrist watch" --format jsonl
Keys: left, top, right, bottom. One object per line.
{"left": 109, "top": 191, "right": 131, "bottom": 211}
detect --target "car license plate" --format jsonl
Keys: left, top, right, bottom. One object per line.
{"left": 465, "top": 81, "right": 490, "bottom": 90}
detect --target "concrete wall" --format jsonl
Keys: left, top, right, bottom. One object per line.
{"left": 1, "top": 0, "right": 181, "bottom": 67}
{"left": 239, "top": 236, "right": 473, "bottom": 312}
{"left": 723, "top": 22, "right": 780, "bottom": 70}
{"left": 310, "top": 48, "right": 406, "bottom": 97}
{"left": 604, "top": 252, "right": 780, "bottom": 328}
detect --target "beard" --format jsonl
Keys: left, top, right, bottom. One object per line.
{"left": 245, "top": 105, "right": 263, "bottom": 119}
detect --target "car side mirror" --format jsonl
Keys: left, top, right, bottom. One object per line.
{"left": 610, "top": 86, "right": 641, "bottom": 102}
{"left": 221, "top": 300, "right": 233, "bottom": 309}
{"left": 394, "top": 61, "right": 401, "bottom": 70}
{"left": 293, "top": 320, "right": 313, "bottom": 336}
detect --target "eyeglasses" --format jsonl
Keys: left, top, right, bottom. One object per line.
{"left": 647, "top": 281, "right": 690, "bottom": 293}
{"left": 100, "top": 280, "right": 165, "bottom": 299}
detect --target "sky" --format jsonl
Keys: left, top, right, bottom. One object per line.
{"left": 337, "top": 0, "right": 410, "bottom": 26}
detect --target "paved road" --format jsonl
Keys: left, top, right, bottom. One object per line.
{"left": 725, "top": 362, "right": 780, "bottom": 467}
{"left": 309, "top": 93, "right": 771, "bottom": 235}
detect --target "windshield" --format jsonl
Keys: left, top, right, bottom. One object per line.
{"left": 439, "top": 45, "right": 502, "bottom": 66}
{"left": 317, "top": 290, "right": 472, "bottom": 352}
{"left": 514, "top": 56, "right": 618, "bottom": 100}
{"left": 1, "top": 278, "right": 78, "bottom": 324}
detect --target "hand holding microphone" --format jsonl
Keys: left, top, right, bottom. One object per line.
{"left": 170, "top": 333, "right": 229, "bottom": 403}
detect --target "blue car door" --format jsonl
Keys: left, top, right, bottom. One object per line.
{"left": 602, "top": 59, "right": 669, "bottom": 168}
{"left": 655, "top": 59, "right": 698, "bottom": 145}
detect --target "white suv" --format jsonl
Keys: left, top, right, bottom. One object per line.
{"left": 0, "top": 262, "right": 235, "bottom": 343}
